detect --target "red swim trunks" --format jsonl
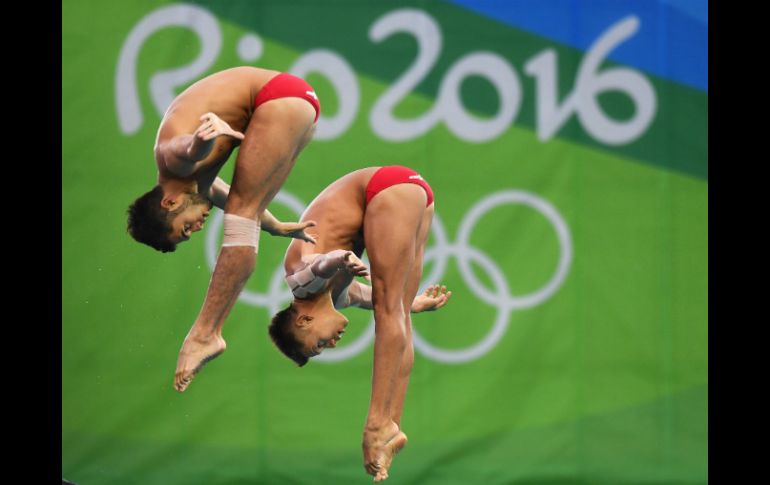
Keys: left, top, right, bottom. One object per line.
{"left": 365, "top": 166, "right": 435, "bottom": 207}
{"left": 254, "top": 72, "right": 321, "bottom": 122}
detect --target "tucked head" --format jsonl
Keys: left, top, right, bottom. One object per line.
{"left": 127, "top": 185, "right": 212, "bottom": 252}
{"left": 268, "top": 297, "right": 349, "bottom": 367}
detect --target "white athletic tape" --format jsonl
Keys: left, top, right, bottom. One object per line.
{"left": 222, "top": 213, "right": 260, "bottom": 252}
{"left": 286, "top": 265, "right": 328, "bottom": 298}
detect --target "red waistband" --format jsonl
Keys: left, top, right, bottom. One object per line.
{"left": 365, "top": 166, "right": 434, "bottom": 207}
{"left": 254, "top": 72, "right": 320, "bottom": 122}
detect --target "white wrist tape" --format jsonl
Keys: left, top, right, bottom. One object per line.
{"left": 286, "top": 265, "right": 329, "bottom": 298}
{"left": 222, "top": 213, "right": 260, "bottom": 252}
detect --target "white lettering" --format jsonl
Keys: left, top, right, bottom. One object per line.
{"left": 525, "top": 16, "right": 656, "bottom": 145}
{"left": 368, "top": 9, "right": 443, "bottom": 141}
{"left": 290, "top": 50, "right": 360, "bottom": 140}
{"left": 115, "top": 4, "right": 221, "bottom": 135}
{"left": 116, "top": 7, "right": 657, "bottom": 147}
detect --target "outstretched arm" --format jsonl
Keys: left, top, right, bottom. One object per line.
{"left": 341, "top": 282, "right": 452, "bottom": 312}
{"left": 208, "top": 177, "right": 318, "bottom": 244}
{"left": 260, "top": 210, "right": 318, "bottom": 245}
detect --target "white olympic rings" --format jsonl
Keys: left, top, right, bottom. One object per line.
{"left": 205, "top": 189, "right": 572, "bottom": 364}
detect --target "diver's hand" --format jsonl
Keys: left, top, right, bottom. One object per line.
{"left": 411, "top": 284, "right": 452, "bottom": 313}
{"left": 270, "top": 220, "right": 318, "bottom": 244}
{"left": 195, "top": 112, "right": 245, "bottom": 141}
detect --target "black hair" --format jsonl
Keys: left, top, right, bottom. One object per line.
{"left": 268, "top": 305, "right": 309, "bottom": 367}
{"left": 126, "top": 185, "right": 177, "bottom": 253}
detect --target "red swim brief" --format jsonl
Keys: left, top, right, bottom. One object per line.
{"left": 253, "top": 72, "right": 321, "bottom": 122}
{"left": 365, "top": 166, "right": 435, "bottom": 207}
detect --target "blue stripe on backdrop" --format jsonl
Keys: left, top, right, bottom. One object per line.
{"left": 443, "top": 0, "right": 708, "bottom": 92}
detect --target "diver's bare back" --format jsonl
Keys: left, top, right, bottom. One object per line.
{"left": 154, "top": 67, "right": 280, "bottom": 176}
{"left": 284, "top": 168, "right": 380, "bottom": 271}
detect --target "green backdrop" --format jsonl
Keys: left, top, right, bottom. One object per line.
{"left": 62, "top": 1, "right": 707, "bottom": 483}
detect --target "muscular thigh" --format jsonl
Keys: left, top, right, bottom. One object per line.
{"left": 404, "top": 203, "right": 434, "bottom": 301}
{"left": 364, "top": 185, "right": 427, "bottom": 309}
{"left": 225, "top": 98, "right": 316, "bottom": 217}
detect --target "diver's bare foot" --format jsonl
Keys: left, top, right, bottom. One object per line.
{"left": 173, "top": 333, "right": 226, "bottom": 392}
{"left": 373, "top": 431, "right": 407, "bottom": 482}
{"left": 363, "top": 421, "right": 408, "bottom": 482}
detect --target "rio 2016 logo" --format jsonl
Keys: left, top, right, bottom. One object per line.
{"left": 116, "top": 4, "right": 657, "bottom": 146}
{"left": 112, "top": 4, "right": 652, "bottom": 364}
{"left": 204, "top": 189, "right": 573, "bottom": 365}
